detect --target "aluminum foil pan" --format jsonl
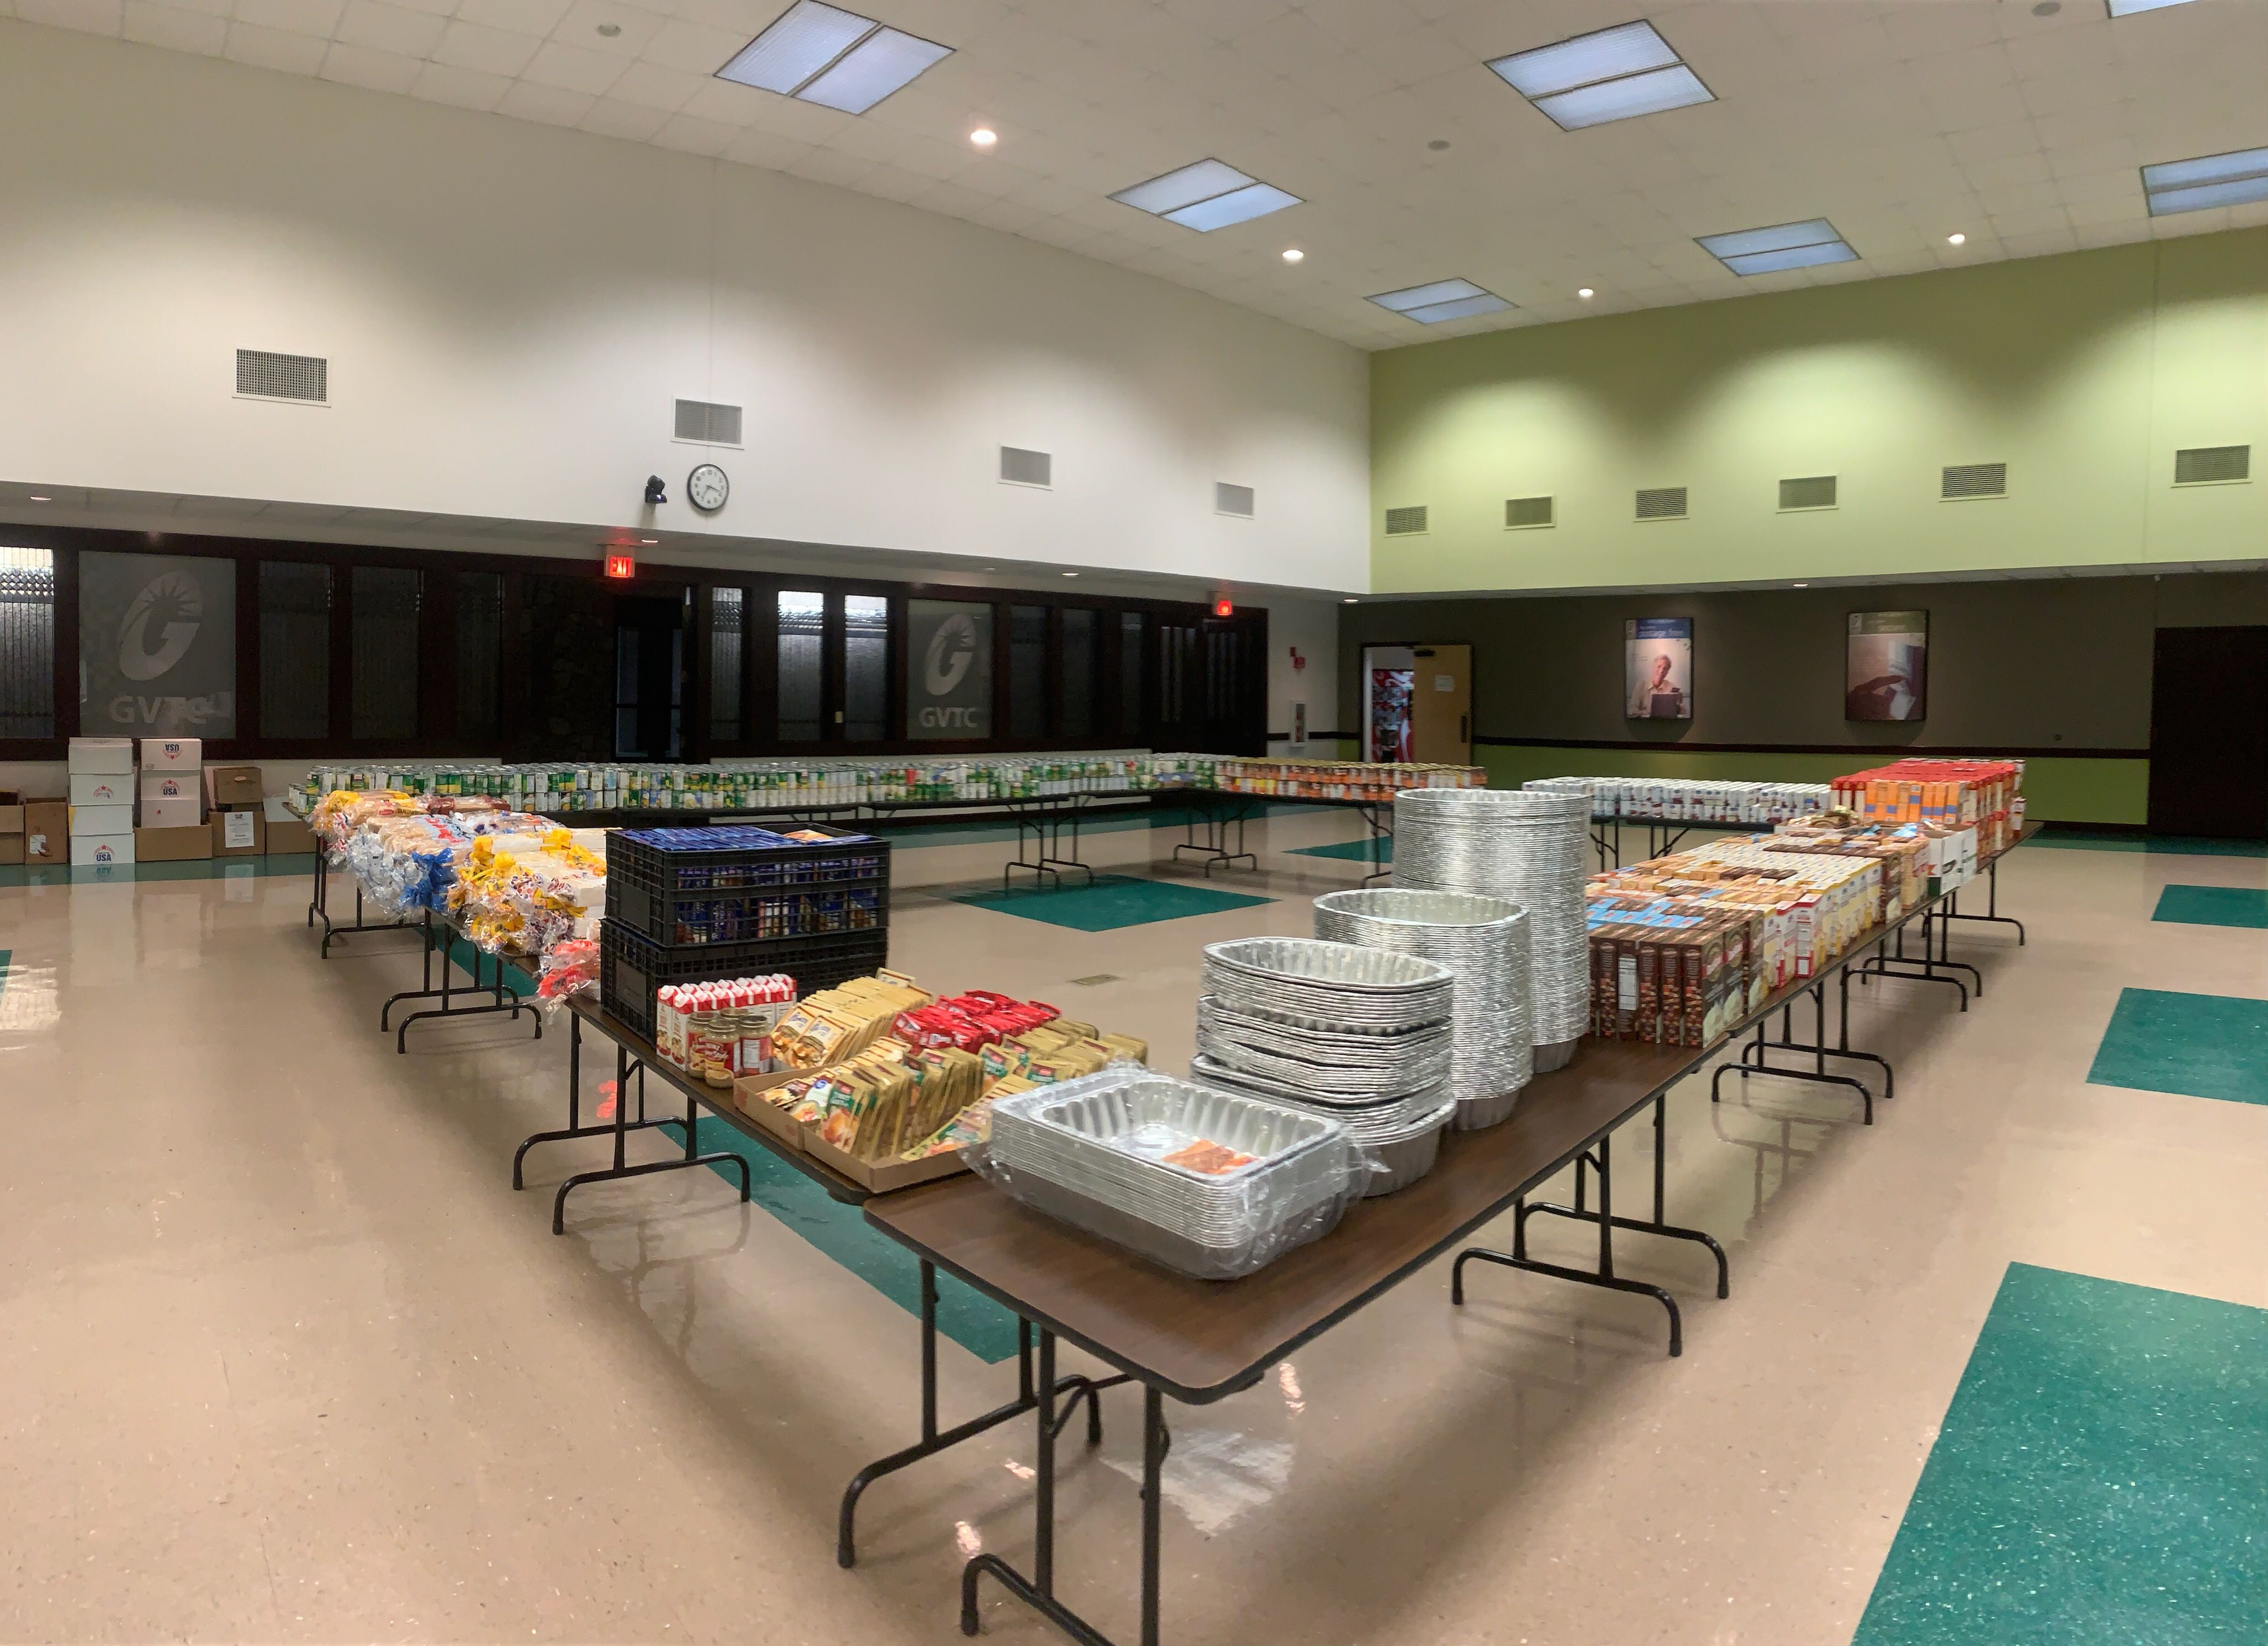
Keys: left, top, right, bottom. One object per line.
{"left": 1451, "top": 1087, "right": 1523, "bottom": 1131}
{"left": 1188, "top": 1055, "right": 1444, "bottom": 1141}
{"left": 1390, "top": 788, "right": 1591, "bottom": 1049}
{"left": 1357, "top": 1102, "right": 1455, "bottom": 1196}
{"left": 1312, "top": 888, "right": 1534, "bottom": 1108}
{"left": 1202, "top": 936, "right": 1455, "bottom": 994}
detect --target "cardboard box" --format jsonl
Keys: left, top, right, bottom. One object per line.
{"left": 70, "top": 833, "right": 135, "bottom": 867}
{"left": 140, "top": 770, "right": 202, "bottom": 828}
{"left": 730, "top": 1066, "right": 971, "bottom": 1193}
{"left": 67, "top": 737, "right": 136, "bottom": 775}
{"left": 262, "top": 795, "right": 317, "bottom": 855}
{"left": 71, "top": 802, "right": 136, "bottom": 837}
{"left": 0, "top": 803, "right": 23, "bottom": 835}
{"left": 213, "top": 806, "right": 266, "bottom": 857}
{"left": 70, "top": 773, "right": 134, "bottom": 806}
{"left": 140, "top": 737, "right": 202, "bottom": 771}
{"left": 0, "top": 836, "right": 22, "bottom": 866}
{"left": 24, "top": 801, "right": 67, "bottom": 864}
{"left": 205, "top": 765, "right": 264, "bottom": 807}
{"left": 136, "top": 825, "right": 213, "bottom": 862}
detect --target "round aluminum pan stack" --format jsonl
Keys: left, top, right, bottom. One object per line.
{"left": 1390, "top": 788, "right": 1590, "bottom": 1066}
{"left": 1194, "top": 937, "right": 1455, "bottom": 1196}
{"left": 1312, "top": 888, "right": 1532, "bottom": 1130}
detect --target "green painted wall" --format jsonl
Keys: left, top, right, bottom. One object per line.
{"left": 1473, "top": 745, "right": 2147, "bottom": 826}
{"left": 1370, "top": 228, "right": 2268, "bottom": 594}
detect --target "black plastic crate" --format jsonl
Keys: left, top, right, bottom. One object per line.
{"left": 607, "top": 823, "right": 891, "bottom": 948}
{"left": 599, "top": 919, "right": 890, "bottom": 1042}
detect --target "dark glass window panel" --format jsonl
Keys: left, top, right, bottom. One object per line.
{"left": 710, "top": 587, "right": 744, "bottom": 743}
{"left": 1009, "top": 604, "right": 1048, "bottom": 738}
{"left": 844, "top": 595, "right": 888, "bottom": 742}
{"left": 0, "top": 546, "right": 56, "bottom": 739}
{"left": 1060, "top": 608, "right": 1095, "bottom": 739}
{"left": 260, "top": 561, "right": 332, "bottom": 741}
{"left": 777, "top": 590, "right": 824, "bottom": 741}
{"left": 350, "top": 566, "right": 420, "bottom": 740}
{"left": 456, "top": 572, "right": 502, "bottom": 745}
{"left": 1119, "top": 611, "right": 1145, "bottom": 734}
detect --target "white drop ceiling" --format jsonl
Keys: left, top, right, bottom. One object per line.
{"left": 12, "top": 0, "right": 2268, "bottom": 347}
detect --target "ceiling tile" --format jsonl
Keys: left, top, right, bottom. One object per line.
{"left": 223, "top": 18, "right": 331, "bottom": 68}
{"left": 121, "top": 0, "right": 225, "bottom": 51}
{"left": 520, "top": 35, "right": 626, "bottom": 92}
{"left": 578, "top": 92, "right": 669, "bottom": 137}
{"left": 230, "top": 0, "right": 343, "bottom": 33}
{"left": 412, "top": 59, "right": 513, "bottom": 109}
{"left": 603, "top": 57, "right": 701, "bottom": 110}
{"left": 494, "top": 76, "right": 594, "bottom": 122}
{"left": 452, "top": 0, "right": 569, "bottom": 33}
{"left": 17, "top": 0, "right": 123, "bottom": 32}
{"left": 334, "top": 1, "right": 447, "bottom": 59}
{"left": 319, "top": 40, "right": 424, "bottom": 92}
{"left": 430, "top": 19, "right": 542, "bottom": 74}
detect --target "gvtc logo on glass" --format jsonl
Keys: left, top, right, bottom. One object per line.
{"left": 80, "top": 552, "right": 238, "bottom": 737}
{"left": 908, "top": 600, "right": 992, "bottom": 739}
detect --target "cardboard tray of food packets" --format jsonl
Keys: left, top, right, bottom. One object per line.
{"left": 730, "top": 970, "right": 1149, "bottom": 1195}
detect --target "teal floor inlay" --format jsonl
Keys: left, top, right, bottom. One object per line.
{"left": 1854, "top": 1263, "right": 2268, "bottom": 1646}
{"left": 2033, "top": 829, "right": 2268, "bottom": 858}
{"left": 953, "top": 872, "right": 1272, "bottom": 931}
{"left": 0, "top": 853, "right": 317, "bottom": 888}
{"left": 1287, "top": 836, "right": 1392, "bottom": 864}
{"left": 661, "top": 1118, "right": 1021, "bottom": 1362}
{"left": 2087, "top": 987, "right": 2268, "bottom": 1106}
{"left": 2153, "top": 884, "right": 2268, "bottom": 929}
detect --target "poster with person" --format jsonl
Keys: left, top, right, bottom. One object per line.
{"left": 1625, "top": 618, "right": 1693, "bottom": 719}
{"left": 1847, "top": 611, "right": 1928, "bottom": 721}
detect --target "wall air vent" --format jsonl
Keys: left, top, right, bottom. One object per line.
{"left": 235, "top": 349, "right": 327, "bottom": 404}
{"left": 1505, "top": 495, "right": 1554, "bottom": 529}
{"left": 1635, "top": 486, "right": 1688, "bottom": 521}
{"left": 1779, "top": 475, "right": 1837, "bottom": 511}
{"left": 1384, "top": 505, "right": 1429, "bottom": 536}
{"left": 674, "top": 398, "right": 743, "bottom": 445}
{"left": 1215, "top": 482, "right": 1255, "bottom": 518}
{"left": 999, "top": 446, "right": 1052, "bottom": 488}
{"left": 1942, "top": 462, "right": 2007, "bottom": 500}
{"left": 2174, "top": 444, "right": 2250, "bottom": 486}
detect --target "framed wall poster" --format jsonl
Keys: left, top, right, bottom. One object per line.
{"left": 1847, "top": 610, "right": 1927, "bottom": 721}
{"left": 1625, "top": 618, "right": 1692, "bottom": 720}
{"left": 78, "top": 551, "right": 238, "bottom": 737}
{"left": 905, "top": 599, "right": 993, "bottom": 739}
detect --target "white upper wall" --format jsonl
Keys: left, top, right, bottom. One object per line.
{"left": 0, "top": 22, "right": 1370, "bottom": 593}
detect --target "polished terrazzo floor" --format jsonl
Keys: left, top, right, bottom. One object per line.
{"left": 2, "top": 810, "right": 2263, "bottom": 1644}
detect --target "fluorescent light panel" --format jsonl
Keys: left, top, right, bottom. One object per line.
{"left": 1367, "top": 279, "right": 1514, "bottom": 324}
{"left": 1110, "top": 158, "right": 1300, "bottom": 230}
{"left": 2142, "top": 145, "right": 2268, "bottom": 214}
{"left": 1698, "top": 218, "right": 1858, "bottom": 275}
{"left": 1487, "top": 19, "right": 1714, "bottom": 131}
{"left": 2108, "top": 0, "right": 2198, "bottom": 13}
{"left": 717, "top": 1, "right": 951, "bottom": 112}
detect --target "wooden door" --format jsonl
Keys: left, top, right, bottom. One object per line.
{"left": 1408, "top": 644, "right": 1471, "bottom": 765}
{"left": 2148, "top": 626, "right": 2268, "bottom": 839}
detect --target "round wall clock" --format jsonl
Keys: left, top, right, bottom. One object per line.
{"left": 687, "top": 462, "right": 729, "bottom": 513}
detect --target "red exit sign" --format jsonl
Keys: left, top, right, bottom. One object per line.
{"left": 604, "top": 552, "right": 636, "bottom": 580}
{"left": 1213, "top": 598, "right": 1234, "bottom": 617}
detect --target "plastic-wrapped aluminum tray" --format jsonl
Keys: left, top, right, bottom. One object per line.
{"left": 980, "top": 1069, "right": 1358, "bottom": 1277}
{"left": 1194, "top": 999, "right": 1450, "bottom": 1097}
{"left": 1200, "top": 938, "right": 1453, "bottom": 1033}
{"left": 1360, "top": 1102, "right": 1455, "bottom": 1196}
{"left": 1203, "top": 936, "right": 1453, "bottom": 994}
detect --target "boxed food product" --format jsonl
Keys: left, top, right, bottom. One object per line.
{"left": 140, "top": 770, "right": 202, "bottom": 829}
{"left": 69, "top": 773, "right": 133, "bottom": 806}
{"left": 140, "top": 737, "right": 202, "bottom": 771}
{"left": 135, "top": 825, "right": 213, "bottom": 862}
{"left": 24, "top": 800, "right": 67, "bottom": 865}
{"left": 205, "top": 765, "right": 264, "bottom": 807}
{"left": 70, "top": 833, "right": 135, "bottom": 867}
{"left": 67, "top": 738, "right": 135, "bottom": 775}
{"left": 212, "top": 806, "right": 266, "bottom": 857}
{"left": 71, "top": 802, "right": 135, "bottom": 837}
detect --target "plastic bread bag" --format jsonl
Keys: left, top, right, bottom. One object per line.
{"left": 961, "top": 1067, "right": 1364, "bottom": 1280}
{"left": 533, "top": 938, "right": 600, "bottom": 1017}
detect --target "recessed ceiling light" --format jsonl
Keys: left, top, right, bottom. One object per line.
{"left": 1578, "top": 286, "right": 1594, "bottom": 298}
{"left": 1793, "top": 582, "right": 1807, "bottom": 587}
{"left": 716, "top": 1, "right": 952, "bottom": 115}
{"left": 2108, "top": 0, "right": 2198, "bottom": 12}
{"left": 27, "top": 494, "right": 52, "bottom": 502}
{"left": 1427, "top": 139, "right": 1451, "bottom": 152}
{"left": 1947, "top": 232, "right": 1966, "bottom": 245}
{"left": 2142, "top": 145, "right": 2268, "bottom": 215}
{"left": 1487, "top": 19, "right": 1714, "bottom": 131}
{"left": 1697, "top": 218, "right": 1858, "bottom": 276}
{"left": 1282, "top": 248, "right": 1304, "bottom": 263}
{"left": 638, "top": 537, "right": 658, "bottom": 545}
{"left": 969, "top": 127, "right": 996, "bottom": 147}
{"left": 1061, "top": 570, "right": 1079, "bottom": 577}
{"left": 1367, "top": 277, "right": 1516, "bottom": 325}
{"left": 1110, "top": 158, "right": 1302, "bottom": 232}
{"left": 1342, "top": 597, "right": 1358, "bottom": 604}
{"left": 595, "top": 21, "right": 620, "bottom": 35}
